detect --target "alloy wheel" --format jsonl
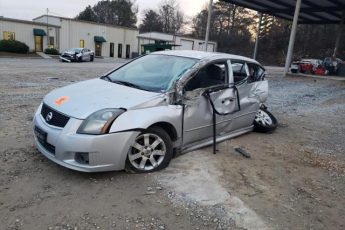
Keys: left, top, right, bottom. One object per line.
{"left": 255, "top": 109, "right": 273, "bottom": 127}
{"left": 128, "top": 133, "right": 166, "bottom": 171}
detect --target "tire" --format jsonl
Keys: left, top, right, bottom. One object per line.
{"left": 126, "top": 127, "right": 173, "bottom": 173}
{"left": 253, "top": 108, "right": 278, "bottom": 133}
{"left": 90, "top": 55, "right": 94, "bottom": 62}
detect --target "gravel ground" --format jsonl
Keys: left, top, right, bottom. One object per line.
{"left": 0, "top": 58, "right": 344, "bottom": 230}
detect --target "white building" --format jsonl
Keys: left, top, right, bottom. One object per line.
{"left": 33, "top": 15, "right": 139, "bottom": 58}
{"left": 138, "top": 32, "right": 217, "bottom": 54}
{"left": 0, "top": 15, "right": 139, "bottom": 58}
{"left": 1, "top": 15, "right": 217, "bottom": 58}
{"left": 0, "top": 17, "right": 60, "bottom": 52}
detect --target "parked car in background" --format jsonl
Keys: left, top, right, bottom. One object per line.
{"left": 290, "top": 61, "right": 300, "bottom": 73}
{"left": 33, "top": 51, "right": 277, "bottom": 173}
{"left": 290, "top": 59, "right": 323, "bottom": 74}
{"left": 60, "top": 48, "right": 94, "bottom": 62}
{"left": 323, "top": 57, "right": 344, "bottom": 75}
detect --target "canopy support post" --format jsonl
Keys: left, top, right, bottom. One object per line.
{"left": 284, "top": 0, "right": 301, "bottom": 76}
{"left": 333, "top": 11, "right": 345, "bottom": 57}
{"left": 204, "top": 0, "right": 213, "bottom": 52}
{"left": 253, "top": 12, "right": 263, "bottom": 60}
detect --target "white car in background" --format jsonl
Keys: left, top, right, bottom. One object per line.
{"left": 290, "top": 59, "right": 323, "bottom": 73}
{"left": 60, "top": 48, "right": 95, "bottom": 62}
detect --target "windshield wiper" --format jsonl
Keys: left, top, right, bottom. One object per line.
{"left": 112, "top": 80, "right": 144, "bottom": 90}
{"left": 100, "top": 75, "right": 113, "bottom": 82}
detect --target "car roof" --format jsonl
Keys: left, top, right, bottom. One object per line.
{"left": 152, "top": 50, "right": 260, "bottom": 64}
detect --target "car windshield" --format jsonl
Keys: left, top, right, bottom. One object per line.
{"left": 68, "top": 48, "right": 82, "bottom": 53}
{"left": 106, "top": 54, "right": 198, "bottom": 92}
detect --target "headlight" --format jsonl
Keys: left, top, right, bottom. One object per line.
{"left": 77, "top": 109, "right": 125, "bottom": 135}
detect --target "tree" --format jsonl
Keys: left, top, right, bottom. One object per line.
{"left": 76, "top": 5, "right": 97, "bottom": 22}
{"left": 139, "top": 10, "right": 163, "bottom": 33}
{"left": 158, "top": 0, "right": 184, "bottom": 34}
{"left": 192, "top": 9, "right": 208, "bottom": 39}
{"left": 76, "top": 0, "right": 137, "bottom": 27}
{"left": 192, "top": 1, "right": 254, "bottom": 55}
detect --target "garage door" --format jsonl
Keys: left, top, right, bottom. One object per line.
{"left": 180, "top": 39, "right": 194, "bottom": 50}
{"left": 207, "top": 43, "right": 215, "bottom": 52}
{"left": 199, "top": 43, "right": 215, "bottom": 52}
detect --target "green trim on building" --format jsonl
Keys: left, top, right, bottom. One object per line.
{"left": 33, "top": 28, "right": 46, "bottom": 36}
{"left": 94, "top": 36, "right": 107, "bottom": 43}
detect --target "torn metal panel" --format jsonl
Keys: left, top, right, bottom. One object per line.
{"left": 249, "top": 80, "right": 268, "bottom": 103}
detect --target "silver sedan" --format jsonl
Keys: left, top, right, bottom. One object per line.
{"left": 60, "top": 48, "right": 95, "bottom": 62}
{"left": 33, "top": 50, "right": 277, "bottom": 173}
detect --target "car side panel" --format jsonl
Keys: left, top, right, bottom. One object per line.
{"left": 230, "top": 80, "right": 267, "bottom": 131}
{"left": 183, "top": 88, "right": 238, "bottom": 146}
{"left": 109, "top": 105, "right": 183, "bottom": 141}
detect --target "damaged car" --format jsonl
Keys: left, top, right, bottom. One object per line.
{"left": 33, "top": 50, "right": 277, "bottom": 173}
{"left": 60, "top": 48, "right": 94, "bottom": 62}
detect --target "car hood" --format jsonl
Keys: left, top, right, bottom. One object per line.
{"left": 63, "top": 51, "right": 78, "bottom": 55}
{"left": 43, "top": 78, "right": 162, "bottom": 119}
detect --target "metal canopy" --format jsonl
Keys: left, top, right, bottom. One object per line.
{"left": 221, "top": 0, "right": 345, "bottom": 24}
{"left": 94, "top": 36, "right": 107, "bottom": 43}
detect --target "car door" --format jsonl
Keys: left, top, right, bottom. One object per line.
{"left": 182, "top": 60, "right": 240, "bottom": 146}
{"left": 83, "top": 48, "right": 90, "bottom": 61}
{"left": 230, "top": 60, "right": 268, "bottom": 131}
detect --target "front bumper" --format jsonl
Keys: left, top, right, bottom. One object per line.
{"left": 60, "top": 55, "right": 76, "bottom": 62}
{"left": 33, "top": 105, "right": 139, "bottom": 172}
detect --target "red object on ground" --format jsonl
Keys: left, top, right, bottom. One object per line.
{"left": 314, "top": 67, "right": 325, "bottom": 75}
{"left": 299, "top": 63, "right": 313, "bottom": 73}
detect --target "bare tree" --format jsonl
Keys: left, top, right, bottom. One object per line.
{"left": 139, "top": 9, "right": 164, "bottom": 33}
{"left": 158, "top": 0, "right": 184, "bottom": 34}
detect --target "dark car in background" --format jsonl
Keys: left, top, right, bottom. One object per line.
{"left": 60, "top": 48, "right": 95, "bottom": 62}
{"left": 323, "top": 57, "right": 344, "bottom": 75}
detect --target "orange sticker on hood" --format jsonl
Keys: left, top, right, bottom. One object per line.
{"left": 54, "top": 96, "right": 69, "bottom": 106}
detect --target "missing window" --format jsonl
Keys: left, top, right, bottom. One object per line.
{"left": 185, "top": 62, "right": 228, "bottom": 91}
{"left": 232, "top": 61, "right": 248, "bottom": 84}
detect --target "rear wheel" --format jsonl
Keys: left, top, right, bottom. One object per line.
{"left": 126, "top": 127, "right": 173, "bottom": 173}
{"left": 254, "top": 108, "right": 278, "bottom": 133}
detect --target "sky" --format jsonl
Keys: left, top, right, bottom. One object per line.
{"left": 0, "top": 0, "right": 210, "bottom": 24}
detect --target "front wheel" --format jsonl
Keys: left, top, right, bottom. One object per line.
{"left": 90, "top": 55, "right": 94, "bottom": 62}
{"left": 126, "top": 127, "right": 173, "bottom": 173}
{"left": 254, "top": 108, "right": 278, "bottom": 133}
